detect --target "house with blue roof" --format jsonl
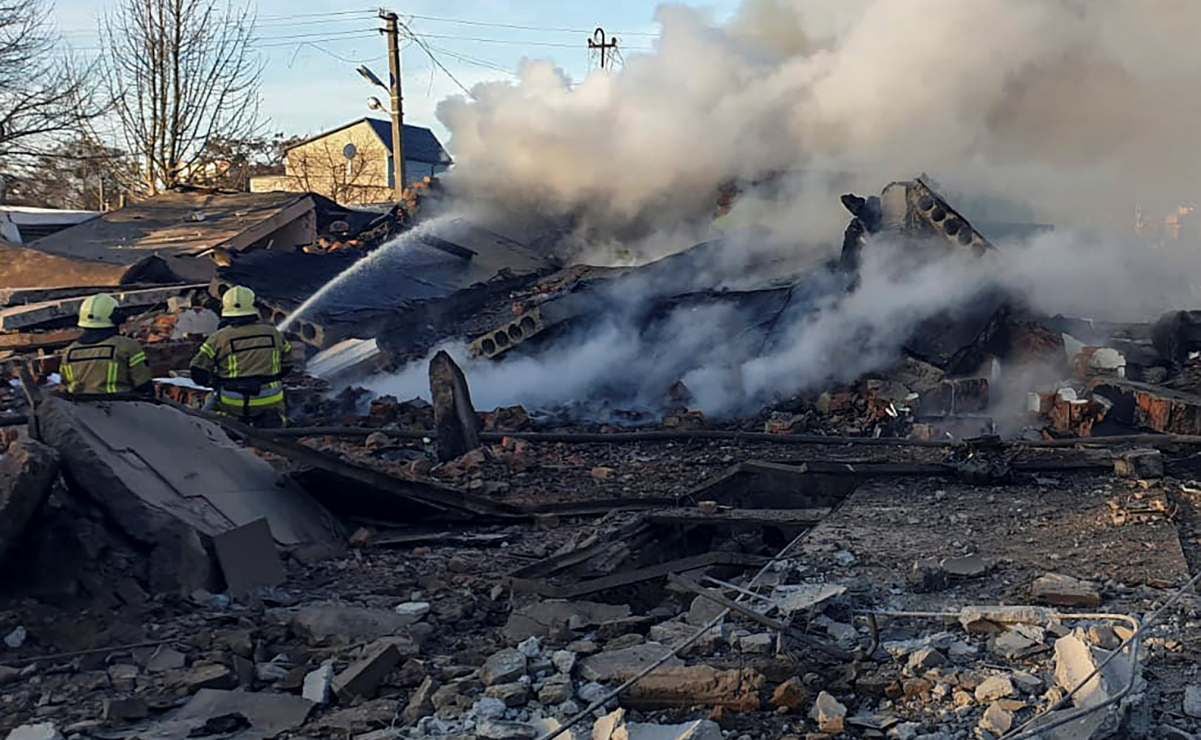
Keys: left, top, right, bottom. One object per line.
{"left": 250, "top": 117, "right": 452, "bottom": 205}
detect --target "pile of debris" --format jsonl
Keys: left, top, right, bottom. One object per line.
{"left": 7, "top": 177, "right": 1201, "bottom": 740}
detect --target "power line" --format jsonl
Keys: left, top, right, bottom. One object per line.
{"left": 258, "top": 8, "right": 375, "bottom": 21}
{"left": 58, "top": 15, "right": 374, "bottom": 37}
{"left": 425, "top": 44, "right": 517, "bottom": 76}
{"left": 407, "top": 31, "right": 653, "bottom": 50}
{"left": 404, "top": 12, "right": 660, "bottom": 37}
{"left": 397, "top": 20, "right": 473, "bottom": 97}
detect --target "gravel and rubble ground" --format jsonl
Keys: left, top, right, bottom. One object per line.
{"left": 4, "top": 426, "right": 1201, "bottom": 740}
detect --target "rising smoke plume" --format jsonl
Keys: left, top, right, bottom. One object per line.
{"left": 363, "top": 0, "right": 1201, "bottom": 420}
{"left": 439, "top": 0, "right": 1201, "bottom": 241}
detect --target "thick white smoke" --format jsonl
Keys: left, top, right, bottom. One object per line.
{"left": 360, "top": 0, "right": 1201, "bottom": 421}
{"left": 439, "top": 0, "right": 1201, "bottom": 239}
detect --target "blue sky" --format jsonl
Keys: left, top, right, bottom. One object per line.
{"left": 52, "top": 0, "right": 741, "bottom": 146}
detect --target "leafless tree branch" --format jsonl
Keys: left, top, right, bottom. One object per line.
{"left": 100, "top": 0, "right": 264, "bottom": 194}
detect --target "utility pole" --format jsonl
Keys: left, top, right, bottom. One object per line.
{"left": 381, "top": 10, "right": 406, "bottom": 201}
{"left": 588, "top": 27, "right": 619, "bottom": 70}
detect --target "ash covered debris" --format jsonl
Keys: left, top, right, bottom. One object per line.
{"left": 5, "top": 133, "right": 1201, "bottom": 740}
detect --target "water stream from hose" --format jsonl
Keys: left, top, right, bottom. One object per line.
{"left": 276, "top": 214, "right": 458, "bottom": 332}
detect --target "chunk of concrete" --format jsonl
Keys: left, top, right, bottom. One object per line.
{"left": 975, "top": 675, "right": 1016, "bottom": 702}
{"left": 485, "top": 681, "right": 530, "bottom": 707}
{"left": 578, "top": 643, "right": 683, "bottom": 684}
{"left": 0, "top": 440, "right": 59, "bottom": 563}
{"left": 481, "top": 648, "right": 527, "bottom": 687}
{"left": 212, "top": 518, "right": 285, "bottom": 599}
{"left": 102, "top": 696, "right": 149, "bottom": 722}
{"left": 1184, "top": 685, "right": 1201, "bottom": 719}
{"left": 907, "top": 647, "right": 946, "bottom": 673}
{"left": 5, "top": 723, "right": 64, "bottom": 740}
{"left": 1114, "top": 448, "right": 1164, "bottom": 479}
{"left": 148, "top": 688, "right": 314, "bottom": 738}
{"left": 686, "top": 591, "right": 725, "bottom": 627}
{"left": 292, "top": 603, "right": 418, "bottom": 642}
{"left": 623, "top": 666, "right": 764, "bottom": 712}
{"left": 393, "top": 602, "right": 431, "bottom": 623}
{"left": 1048, "top": 633, "right": 1133, "bottom": 739}
{"left": 592, "top": 708, "right": 722, "bottom": 740}
{"left": 402, "top": 675, "right": 438, "bottom": 724}
{"left": 302, "top": 663, "right": 335, "bottom": 704}
{"left": 475, "top": 720, "right": 536, "bottom": 739}
{"left": 1031, "top": 573, "right": 1102, "bottom": 608}
{"left": 980, "top": 702, "right": 1014, "bottom": 735}
{"left": 810, "top": 691, "right": 847, "bottom": 734}
{"left": 333, "top": 640, "right": 401, "bottom": 699}
{"left": 145, "top": 646, "right": 186, "bottom": 673}
{"left": 771, "top": 677, "right": 808, "bottom": 712}
{"left": 551, "top": 649, "right": 576, "bottom": 675}
{"left": 429, "top": 350, "right": 481, "bottom": 462}
{"left": 181, "top": 663, "right": 237, "bottom": 692}
{"left": 538, "top": 674, "right": 573, "bottom": 705}
{"left": 958, "top": 605, "right": 1055, "bottom": 634}
{"left": 502, "top": 600, "right": 631, "bottom": 643}
{"left": 36, "top": 397, "right": 342, "bottom": 593}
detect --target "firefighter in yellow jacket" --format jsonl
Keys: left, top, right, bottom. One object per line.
{"left": 189, "top": 286, "right": 293, "bottom": 427}
{"left": 61, "top": 293, "right": 153, "bottom": 398}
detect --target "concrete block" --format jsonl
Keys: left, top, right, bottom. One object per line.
{"left": 333, "top": 640, "right": 401, "bottom": 700}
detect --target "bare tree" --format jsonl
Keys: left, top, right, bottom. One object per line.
{"left": 0, "top": 0, "right": 102, "bottom": 170}
{"left": 287, "top": 141, "right": 387, "bottom": 204}
{"left": 100, "top": 0, "right": 263, "bottom": 194}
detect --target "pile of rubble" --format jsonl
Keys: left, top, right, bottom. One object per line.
{"left": 7, "top": 177, "right": 1201, "bottom": 740}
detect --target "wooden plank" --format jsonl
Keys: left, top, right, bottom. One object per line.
{"left": 0, "top": 328, "right": 82, "bottom": 352}
{"left": 510, "top": 551, "right": 769, "bottom": 599}
{"left": 0, "top": 283, "right": 206, "bottom": 331}
{"left": 647, "top": 507, "right": 832, "bottom": 528}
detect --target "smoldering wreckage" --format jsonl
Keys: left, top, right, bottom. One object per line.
{"left": 5, "top": 177, "right": 1201, "bottom": 740}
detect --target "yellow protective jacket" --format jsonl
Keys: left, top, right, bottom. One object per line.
{"left": 61, "top": 333, "right": 152, "bottom": 397}
{"left": 190, "top": 321, "right": 293, "bottom": 413}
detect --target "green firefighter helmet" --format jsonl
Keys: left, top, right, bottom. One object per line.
{"left": 221, "top": 285, "right": 258, "bottom": 318}
{"left": 78, "top": 293, "right": 118, "bottom": 329}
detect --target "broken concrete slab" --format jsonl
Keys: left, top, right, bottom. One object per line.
{"left": 36, "top": 397, "right": 342, "bottom": 592}
{"left": 1184, "top": 685, "right": 1201, "bottom": 719}
{"left": 623, "top": 666, "right": 765, "bottom": 711}
{"left": 481, "top": 648, "right": 527, "bottom": 687}
{"left": 290, "top": 603, "right": 420, "bottom": 643}
{"left": 1048, "top": 632, "right": 1137, "bottom": 739}
{"left": 593, "top": 708, "right": 723, "bottom": 740}
{"left": 131, "top": 688, "right": 314, "bottom": 740}
{"left": 212, "top": 518, "right": 286, "bottom": 599}
{"left": 578, "top": 643, "right": 683, "bottom": 684}
{"left": 958, "top": 605, "right": 1056, "bottom": 634}
{"left": 332, "top": 640, "right": 402, "bottom": 699}
{"left": 4, "top": 724, "right": 64, "bottom": 740}
{"left": 0, "top": 439, "right": 59, "bottom": 562}
{"left": 1031, "top": 573, "right": 1102, "bottom": 608}
{"left": 429, "top": 350, "right": 481, "bottom": 462}
{"left": 502, "top": 600, "right": 632, "bottom": 643}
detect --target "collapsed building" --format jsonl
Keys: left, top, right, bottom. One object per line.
{"left": 2, "top": 178, "right": 1201, "bottom": 740}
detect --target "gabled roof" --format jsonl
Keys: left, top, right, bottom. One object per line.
{"left": 27, "top": 189, "right": 317, "bottom": 282}
{"left": 285, "top": 117, "right": 452, "bottom": 166}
